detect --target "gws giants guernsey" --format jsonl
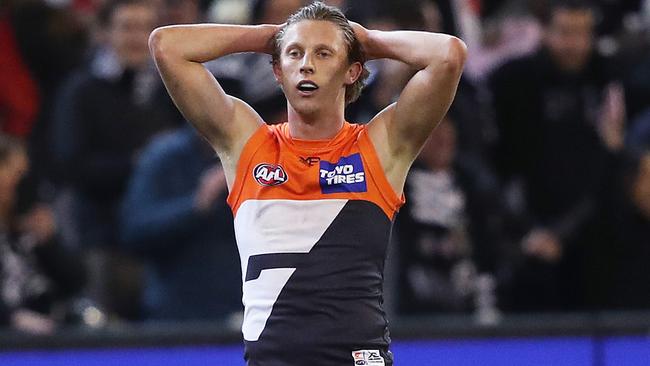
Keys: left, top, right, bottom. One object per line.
{"left": 227, "top": 122, "right": 404, "bottom": 366}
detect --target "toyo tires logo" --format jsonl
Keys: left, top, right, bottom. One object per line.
{"left": 253, "top": 163, "right": 288, "bottom": 186}
{"left": 319, "top": 153, "right": 367, "bottom": 194}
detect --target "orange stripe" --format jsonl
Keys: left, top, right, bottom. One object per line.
{"left": 226, "top": 125, "right": 273, "bottom": 212}
{"left": 228, "top": 123, "right": 405, "bottom": 218}
{"left": 357, "top": 127, "right": 406, "bottom": 219}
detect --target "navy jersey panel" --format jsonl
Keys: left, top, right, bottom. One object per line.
{"left": 243, "top": 200, "right": 393, "bottom": 365}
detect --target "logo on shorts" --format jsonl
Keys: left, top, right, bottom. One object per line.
{"left": 319, "top": 153, "right": 367, "bottom": 194}
{"left": 352, "top": 350, "right": 385, "bottom": 366}
{"left": 253, "top": 163, "right": 288, "bottom": 186}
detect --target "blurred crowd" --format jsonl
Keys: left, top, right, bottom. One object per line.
{"left": 0, "top": 0, "right": 649, "bottom": 334}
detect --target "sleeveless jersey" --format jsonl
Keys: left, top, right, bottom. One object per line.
{"left": 227, "top": 122, "right": 404, "bottom": 366}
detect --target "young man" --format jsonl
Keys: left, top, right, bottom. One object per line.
{"left": 150, "top": 2, "right": 466, "bottom": 365}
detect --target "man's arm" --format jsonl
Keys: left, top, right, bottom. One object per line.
{"left": 360, "top": 25, "right": 467, "bottom": 193}
{"left": 148, "top": 24, "right": 279, "bottom": 185}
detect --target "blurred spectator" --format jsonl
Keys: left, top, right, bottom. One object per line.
{"left": 0, "top": 8, "right": 39, "bottom": 139}
{"left": 2, "top": 0, "right": 89, "bottom": 191}
{"left": 489, "top": 0, "right": 625, "bottom": 311}
{"left": 50, "top": 0, "right": 179, "bottom": 319}
{"left": 121, "top": 126, "right": 241, "bottom": 321}
{"left": 531, "top": 0, "right": 645, "bottom": 37}
{"left": 395, "top": 117, "right": 503, "bottom": 315}
{"left": 0, "top": 135, "right": 86, "bottom": 334}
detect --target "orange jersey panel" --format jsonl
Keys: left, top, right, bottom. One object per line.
{"left": 227, "top": 122, "right": 404, "bottom": 218}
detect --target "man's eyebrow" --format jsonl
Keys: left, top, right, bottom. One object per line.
{"left": 284, "top": 42, "right": 303, "bottom": 50}
{"left": 284, "top": 42, "right": 336, "bottom": 52}
{"left": 314, "top": 44, "right": 336, "bottom": 52}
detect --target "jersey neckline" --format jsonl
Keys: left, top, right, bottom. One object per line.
{"left": 276, "top": 122, "right": 358, "bottom": 153}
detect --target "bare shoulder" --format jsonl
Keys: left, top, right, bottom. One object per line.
{"left": 366, "top": 103, "right": 411, "bottom": 194}
{"left": 212, "top": 96, "right": 264, "bottom": 189}
{"left": 222, "top": 95, "right": 265, "bottom": 150}
{"left": 366, "top": 103, "right": 395, "bottom": 162}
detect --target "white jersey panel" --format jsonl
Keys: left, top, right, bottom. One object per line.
{"left": 234, "top": 199, "right": 348, "bottom": 341}
{"left": 242, "top": 268, "right": 295, "bottom": 341}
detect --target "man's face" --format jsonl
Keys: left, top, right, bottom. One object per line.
{"left": 109, "top": 3, "right": 158, "bottom": 69}
{"left": 544, "top": 8, "right": 595, "bottom": 73}
{"left": 274, "top": 20, "right": 361, "bottom": 117}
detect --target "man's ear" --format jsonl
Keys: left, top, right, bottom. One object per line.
{"left": 272, "top": 61, "right": 283, "bottom": 83}
{"left": 345, "top": 62, "right": 363, "bottom": 85}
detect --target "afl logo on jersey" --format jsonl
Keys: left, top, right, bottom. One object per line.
{"left": 253, "top": 163, "right": 288, "bottom": 186}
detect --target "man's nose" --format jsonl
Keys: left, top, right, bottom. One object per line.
{"left": 300, "top": 54, "right": 315, "bottom": 74}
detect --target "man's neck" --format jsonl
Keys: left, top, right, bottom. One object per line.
{"left": 287, "top": 105, "right": 346, "bottom": 140}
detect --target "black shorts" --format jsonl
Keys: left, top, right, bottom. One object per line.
{"left": 246, "top": 347, "right": 394, "bottom": 366}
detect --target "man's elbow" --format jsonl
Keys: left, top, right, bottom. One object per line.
{"left": 148, "top": 27, "right": 174, "bottom": 63}
{"left": 435, "top": 36, "right": 467, "bottom": 74}
{"left": 449, "top": 37, "right": 468, "bottom": 65}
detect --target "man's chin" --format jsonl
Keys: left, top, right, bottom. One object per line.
{"left": 289, "top": 100, "right": 322, "bottom": 118}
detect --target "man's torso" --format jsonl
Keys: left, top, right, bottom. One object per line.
{"left": 227, "top": 122, "right": 402, "bottom": 365}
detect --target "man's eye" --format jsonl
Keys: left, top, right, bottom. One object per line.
{"left": 319, "top": 51, "right": 331, "bottom": 57}
{"left": 288, "top": 50, "right": 301, "bottom": 57}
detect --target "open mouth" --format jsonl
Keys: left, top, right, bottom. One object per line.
{"left": 297, "top": 80, "right": 319, "bottom": 93}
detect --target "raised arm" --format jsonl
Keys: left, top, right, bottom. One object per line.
{"left": 148, "top": 24, "right": 280, "bottom": 186}
{"left": 360, "top": 25, "right": 467, "bottom": 193}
